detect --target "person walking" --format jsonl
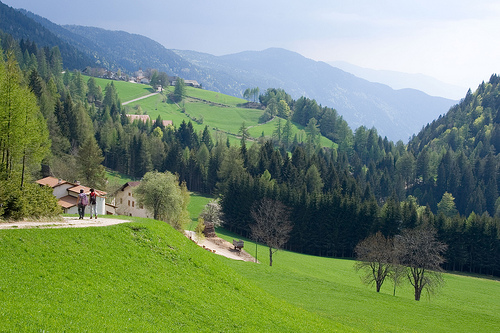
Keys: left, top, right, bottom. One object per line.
{"left": 77, "top": 189, "right": 88, "bottom": 219}
{"left": 89, "top": 188, "right": 98, "bottom": 219}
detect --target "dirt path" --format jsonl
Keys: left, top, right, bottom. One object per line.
{"left": 122, "top": 92, "right": 159, "bottom": 105}
{"left": 185, "top": 231, "right": 257, "bottom": 262}
{"left": 0, "top": 216, "right": 132, "bottom": 229}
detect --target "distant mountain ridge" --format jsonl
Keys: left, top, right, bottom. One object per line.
{"left": 176, "top": 48, "right": 457, "bottom": 141}
{"left": 0, "top": 1, "right": 94, "bottom": 69}
{"left": 329, "top": 60, "right": 467, "bottom": 100}
{"left": 10, "top": 4, "right": 457, "bottom": 141}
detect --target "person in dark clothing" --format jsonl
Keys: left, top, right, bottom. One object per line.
{"left": 77, "top": 189, "right": 88, "bottom": 219}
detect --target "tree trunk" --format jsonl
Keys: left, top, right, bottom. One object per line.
{"left": 269, "top": 246, "right": 273, "bottom": 266}
{"left": 415, "top": 286, "right": 422, "bottom": 301}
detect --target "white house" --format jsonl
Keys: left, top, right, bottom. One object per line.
{"left": 126, "top": 114, "right": 173, "bottom": 127}
{"left": 36, "top": 177, "right": 112, "bottom": 216}
{"left": 114, "top": 181, "right": 153, "bottom": 218}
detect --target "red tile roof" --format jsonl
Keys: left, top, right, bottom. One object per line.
{"left": 36, "top": 177, "right": 106, "bottom": 196}
{"left": 126, "top": 115, "right": 172, "bottom": 127}
{"left": 58, "top": 195, "right": 77, "bottom": 209}
{"left": 68, "top": 185, "right": 106, "bottom": 196}
{"left": 36, "top": 176, "right": 68, "bottom": 188}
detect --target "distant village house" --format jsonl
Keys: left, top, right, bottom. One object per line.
{"left": 36, "top": 177, "right": 115, "bottom": 215}
{"left": 126, "top": 114, "right": 173, "bottom": 127}
{"left": 114, "top": 182, "right": 152, "bottom": 218}
{"left": 168, "top": 76, "right": 201, "bottom": 88}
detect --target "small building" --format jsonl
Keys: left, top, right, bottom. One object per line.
{"left": 36, "top": 177, "right": 112, "bottom": 215}
{"left": 114, "top": 182, "right": 153, "bottom": 218}
{"left": 169, "top": 77, "right": 201, "bottom": 88}
{"left": 184, "top": 80, "right": 201, "bottom": 88}
{"left": 126, "top": 114, "right": 173, "bottom": 127}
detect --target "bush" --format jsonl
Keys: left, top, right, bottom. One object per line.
{"left": 0, "top": 180, "right": 61, "bottom": 220}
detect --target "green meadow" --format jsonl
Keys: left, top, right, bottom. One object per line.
{"left": 185, "top": 87, "right": 247, "bottom": 107}
{"left": 88, "top": 76, "right": 155, "bottom": 102}
{"left": 215, "top": 228, "right": 500, "bottom": 333}
{"left": 0, "top": 216, "right": 499, "bottom": 332}
{"left": 186, "top": 192, "right": 213, "bottom": 228}
{"left": 106, "top": 169, "right": 136, "bottom": 184}
{"left": 0, "top": 219, "right": 347, "bottom": 332}
{"left": 87, "top": 76, "right": 337, "bottom": 148}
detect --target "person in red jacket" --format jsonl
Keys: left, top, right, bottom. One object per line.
{"left": 89, "top": 188, "right": 98, "bottom": 219}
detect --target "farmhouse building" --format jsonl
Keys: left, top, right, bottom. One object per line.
{"left": 114, "top": 181, "right": 153, "bottom": 218}
{"left": 168, "top": 76, "right": 201, "bottom": 88}
{"left": 126, "top": 114, "right": 173, "bottom": 127}
{"left": 36, "top": 177, "right": 114, "bottom": 215}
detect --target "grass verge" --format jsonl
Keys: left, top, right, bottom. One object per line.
{"left": 0, "top": 218, "right": 349, "bottom": 332}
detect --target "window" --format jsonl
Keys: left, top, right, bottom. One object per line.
{"left": 128, "top": 200, "right": 130, "bottom": 206}
{"left": 132, "top": 201, "right": 135, "bottom": 208}
{"left": 128, "top": 192, "right": 131, "bottom": 196}
{"left": 139, "top": 204, "right": 143, "bottom": 209}
{"left": 120, "top": 198, "right": 123, "bottom": 204}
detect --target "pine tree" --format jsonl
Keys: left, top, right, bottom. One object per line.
{"left": 76, "top": 135, "right": 107, "bottom": 189}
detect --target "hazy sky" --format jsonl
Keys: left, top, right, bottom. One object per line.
{"left": 3, "top": 0, "right": 500, "bottom": 90}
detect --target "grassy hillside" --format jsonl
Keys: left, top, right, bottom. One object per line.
{"left": 88, "top": 76, "right": 336, "bottom": 148}
{"left": 186, "top": 193, "right": 213, "bottom": 228}
{"left": 0, "top": 219, "right": 348, "bottom": 332}
{"left": 1, "top": 218, "right": 499, "bottom": 332}
{"left": 215, "top": 229, "right": 500, "bottom": 333}
{"left": 89, "top": 76, "right": 155, "bottom": 102}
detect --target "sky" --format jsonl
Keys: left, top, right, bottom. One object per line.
{"left": 3, "top": 0, "right": 500, "bottom": 91}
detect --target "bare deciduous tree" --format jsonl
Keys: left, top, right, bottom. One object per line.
{"left": 354, "top": 232, "right": 394, "bottom": 292}
{"left": 395, "top": 228, "right": 447, "bottom": 301}
{"left": 250, "top": 198, "right": 292, "bottom": 266}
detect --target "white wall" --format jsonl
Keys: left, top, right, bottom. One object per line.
{"left": 52, "top": 184, "right": 73, "bottom": 199}
{"left": 115, "top": 186, "right": 152, "bottom": 218}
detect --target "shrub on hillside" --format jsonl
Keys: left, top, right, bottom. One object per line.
{"left": 0, "top": 180, "right": 61, "bottom": 220}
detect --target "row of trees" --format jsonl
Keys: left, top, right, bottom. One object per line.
{"left": 0, "top": 42, "right": 61, "bottom": 219}
{"left": 243, "top": 87, "right": 259, "bottom": 102}
{"left": 355, "top": 229, "right": 447, "bottom": 300}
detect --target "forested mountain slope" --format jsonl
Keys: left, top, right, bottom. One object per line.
{"left": 17, "top": 6, "right": 455, "bottom": 141}
{"left": 406, "top": 75, "right": 500, "bottom": 217}
{"left": 19, "top": 11, "right": 215, "bottom": 86}
{"left": 0, "top": 1, "right": 94, "bottom": 69}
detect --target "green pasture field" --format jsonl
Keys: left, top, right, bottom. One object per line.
{"left": 1, "top": 215, "right": 498, "bottom": 332}
{"left": 105, "top": 169, "right": 135, "bottom": 185}
{"left": 184, "top": 86, "right": 247, "bottom": 107}
{"left": 0, "top": 219, "right": 347, "bottom": 332}
{"left": 247, "top": 117, "right": 337, "bottom": 148}
{"left": 123, "top": 93, "right": 192, "bottom": 128}
{"left": 184, "top": 101, "right": 262, "bottom": 133}
{"left": 87, "top": 76, "right": 338, "bottom": 149}
{"left": 84, "top": 76, "right": 154, "bottom": 103}
{"left": 122, "top": 91, "right": 261, "bottom": 144}
{"left": 186, "top": 193, "right": 213, "bottom": 229}
{"left": 215, "top": 229, "right": 500, "bottom": 333}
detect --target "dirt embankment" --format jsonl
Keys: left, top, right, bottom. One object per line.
{"left": 185, "top": 231, "right": 257, "bottom": 262}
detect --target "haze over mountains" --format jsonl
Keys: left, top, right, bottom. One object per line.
{"left": 330, "top": 61, "right": 468, "bottom": 100}
{"left": 2, "top": 2, "right": 458, "bottom": 142}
